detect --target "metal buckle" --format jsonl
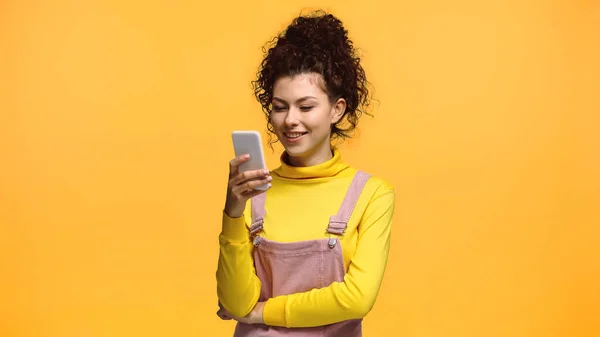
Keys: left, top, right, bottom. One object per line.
{"left": 328, "top": 237, "right": 337, "bottom": 249}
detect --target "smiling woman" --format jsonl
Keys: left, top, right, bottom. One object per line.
{"left": 215, "top": 10, "right": 395, "bottom": 337}
{"left": 270, "top": 74, "right": 348, "bottom": 167}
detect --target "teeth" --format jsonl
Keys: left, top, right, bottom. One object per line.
{"left": 286, "top": 132, "right": 305, "bottom": 138}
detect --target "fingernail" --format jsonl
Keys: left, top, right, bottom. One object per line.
{"left": 263, "top": 169, "right": 269, "bottom": 175}
{"left": 245, "top": 154, "right": 250, "bottom": 158}
{"left": 267, "top": 176, "right": 272, "bottom": 182}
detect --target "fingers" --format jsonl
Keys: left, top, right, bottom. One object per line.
{"left": 241, "top": 185, "right": 271, "bottom": 199}
{"left": 229, "top": 154, "right": 250, "bottom": 176}
{"left": 230, "top": 168, "right": 270, "bottom": 186}
{"left": 216, "top": 302, "right": 233, "bottom": 321}
{"left": 231, "top": 177, "right": 272, "bottom": 195}
{"left": 226, "top": 155, "right": 271, "bottom": 208}
{"left": 217, "top": 308, "right": 232, "bottom": 320}
{"left": 231, "top": 173, "right": 272, "bottom": 194}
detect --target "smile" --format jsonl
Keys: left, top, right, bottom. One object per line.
{"left": 284, "top": 132, "right": 308, "bottom": 141}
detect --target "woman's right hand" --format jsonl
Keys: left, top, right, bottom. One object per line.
{"left": 224, "top": 154, "right": 272, "bottom": 218}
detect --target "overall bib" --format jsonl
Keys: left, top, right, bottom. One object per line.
{"left": 233, "top": 171, "right": 371, "bottom": 337}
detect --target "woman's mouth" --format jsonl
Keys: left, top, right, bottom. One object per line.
{"left": 284, "top": 132, "right": 308, "bottom": 142}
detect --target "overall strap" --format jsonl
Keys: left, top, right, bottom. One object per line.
{"left": 327, "top": 171, "right": 371, "bottom": 236}
{"left": 249, "top": 193, "right": 266, "bottom": 236}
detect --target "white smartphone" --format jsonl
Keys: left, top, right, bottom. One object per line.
{"left": 231, "top": 130, "right": 269, "bottom": 191}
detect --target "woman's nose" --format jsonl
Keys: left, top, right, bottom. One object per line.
{"left": 284, "top": 108, "right": 300, "bottom": 126}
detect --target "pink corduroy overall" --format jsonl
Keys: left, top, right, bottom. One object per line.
{"left": 233, "top": 171, "right": 371, "bottom": 337}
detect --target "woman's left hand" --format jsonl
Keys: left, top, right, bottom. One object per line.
{"left": 217, "top": 301, "right": 265, "bottom": 325}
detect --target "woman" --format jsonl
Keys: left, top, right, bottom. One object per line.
{"left": 216, "top": 10, "right": 395, "bottom": 336}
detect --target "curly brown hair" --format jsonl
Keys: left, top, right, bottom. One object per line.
{"left": 252, "top": 10, "right": 373, "bottom": 148}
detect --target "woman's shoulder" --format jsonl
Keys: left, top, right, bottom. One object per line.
{"left": 353, "top": 168, "right": 395, "bottom": 199}
{"left": 349, "top": 169, "right": 395, "bottom": 221}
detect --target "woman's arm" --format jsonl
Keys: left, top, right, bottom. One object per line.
{"left": 261, "top": 186, "right": 395, "bottom": 328}
{"left": 216, "top": 207, "right": 262, "bottom": 318}
{"left": 216, "top": 154, "right": 270, "bottom": 318}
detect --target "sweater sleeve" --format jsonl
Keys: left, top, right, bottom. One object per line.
{"left": 215, "top": 203, "right": 262, "bottom": 318}
{"left": 261, "top": 186, "right": 395, "bottom": 327}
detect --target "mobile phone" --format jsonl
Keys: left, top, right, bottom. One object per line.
{"left": 231, "top": 130, "right": 269, "bottom": 191}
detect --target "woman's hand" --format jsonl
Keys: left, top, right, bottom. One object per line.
{"left": 224, "top": 154, "right": 272, "bottom": 218}
{"left": 217, "top": 301, "right": 266, "bottom": 325}
{"left": 216, "top": 302, "right": 233, "bottom": 321}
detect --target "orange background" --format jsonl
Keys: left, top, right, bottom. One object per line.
{"left": 1, "top": 1, "right": 599, "bottom": 336}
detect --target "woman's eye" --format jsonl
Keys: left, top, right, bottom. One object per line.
{"left": 273, "top": 106, "right": 286, "bottom": 112}
{"left": 300, "top": 106, "right": 313, "bottom": 111}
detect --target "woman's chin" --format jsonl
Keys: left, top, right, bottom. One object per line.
{"left": 284, "top": 147, "right": 306, "bottom": 158}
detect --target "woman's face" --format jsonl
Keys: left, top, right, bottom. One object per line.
{"left": 270, "top": 73, "right": 346, "bottom": 167}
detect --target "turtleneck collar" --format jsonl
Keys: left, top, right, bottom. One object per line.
{"left": 273, "top": 147, "right": 350, "bottom": 179}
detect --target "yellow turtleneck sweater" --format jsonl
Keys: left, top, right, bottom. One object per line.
{"left": 216, "top": 148, "right": 395, "bottom": 328}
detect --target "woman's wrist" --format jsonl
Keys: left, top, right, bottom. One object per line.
{"left": 223, "top": 201, "right": 244, "bottom": 219}
{"left": 250, "top": 301, "right": 266, "bottom": 324}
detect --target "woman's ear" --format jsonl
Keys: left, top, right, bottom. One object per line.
{"left": 331, "top": 98, "right": 347, "bottom": 124}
